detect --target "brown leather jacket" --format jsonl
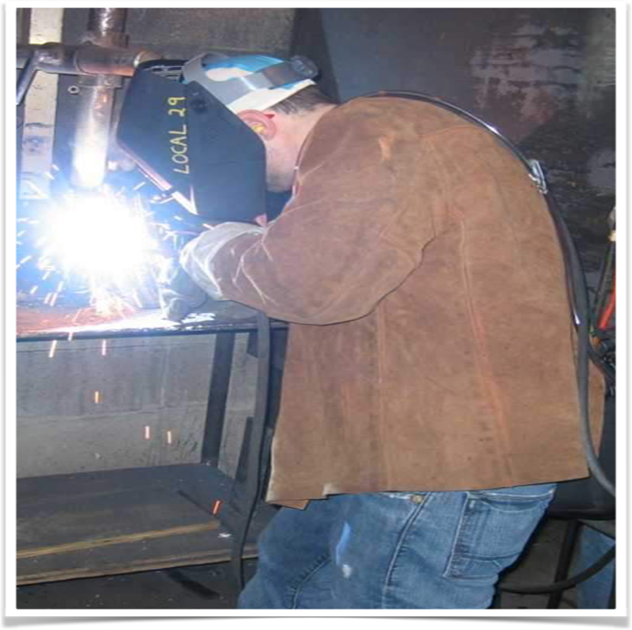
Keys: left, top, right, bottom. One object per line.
{"left": 188, "top": 97, "right": 602, "bottom": 508}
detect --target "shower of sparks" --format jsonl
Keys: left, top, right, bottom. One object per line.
{"left": 145, "top": 426, "right": 151, "bottom": 440}
{"left": 17, "top": 167, "right": 200, "bottom": 322}
{"left": 20, "top": 184, "right": 168, "bottom": 315}
{"left": 48, "top": 340, "right": 58, "bottom": 358}
{"left": 101, "top": 340, "right": 108, "bottom": 356}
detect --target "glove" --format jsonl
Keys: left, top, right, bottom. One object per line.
{"left": 158, "top": 257, "right": 209, "bottom": 322}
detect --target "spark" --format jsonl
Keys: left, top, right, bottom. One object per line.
{"left": 67, "top": 332, "right": 74, "bottom": 341}
{"left": 153, "top": 195, "right": 174, "bottom": 205}
{"left": 49, "top": 292, "right": 59, "bottom": 306}
{"left": 94, "top": 391, "right": 101, "bottom": 404}
{"left": 29, "top": 285, "right": 38, "bottom": 295}
{"left": 131, "top": 290, "right": 143, "bottom": 309}
{"left": 101, "top": 340, "right": 107, "bottom": 356}
{"left": 145, "top": 426, "right": 151, "bottom": 440}
{"left": 17, "top": 230, "right": 26, "bottom": 238}
{"left": 167, "top": 430, "right": 173, "bottom": 445}
{"left": 133, "top": 181, "right": 146, "bottom": 191}
{"left": 48, "top": 340, "right": 58, "bottom": 358}
{"left": 43, "top": 292, "right": 53, "bottom": 305}
{"left": 19, "top": 255, "right": 33, "bottom": 265}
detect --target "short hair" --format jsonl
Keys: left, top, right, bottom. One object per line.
{"left": 268, "top": 85, "right": 338, "bottom": 115}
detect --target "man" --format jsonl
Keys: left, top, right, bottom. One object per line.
{"left": 176, "top": 54, "right": 600, "bottom": 608}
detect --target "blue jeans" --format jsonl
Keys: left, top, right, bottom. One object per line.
{"left": 575, "top": 525, "right": 616, "bottom": 609}
{"left": 239, "top": 483, "right": 556, "bottom": 609}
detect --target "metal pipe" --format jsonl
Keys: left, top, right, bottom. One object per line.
{"left": 87, "top": 7, "right": 127, "bottom": 40}
{"left": 70, "top": 82, "right": 118, "bottom": 189}
{"left": 70, "top": 8, "right": 128, "bottom": 189}
{"left": 75, "top": 45, "right": 160, "bottom": 75}
{"left": 16, "top": 48, "right": 41, "bottom": 106}
{"left": 17, "top": 43, "right": 160, "bottom": 76}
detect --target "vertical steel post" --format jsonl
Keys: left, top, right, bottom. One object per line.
{"left": 70, "top": 8, "right": 128, "bottom": 189}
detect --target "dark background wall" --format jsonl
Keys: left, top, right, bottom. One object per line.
{"left": 292, "top": 8, "right": 616, "bottom": 271}
{"left": 48, "top": 8, "right": 616, "bottom": 271}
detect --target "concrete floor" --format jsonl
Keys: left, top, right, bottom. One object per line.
{"left": 15, "top": 518, "right": 613, "bottom": 611}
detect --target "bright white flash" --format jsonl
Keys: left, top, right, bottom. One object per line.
{"left": 47, "top": 192, "right": 157, "bottom": 284}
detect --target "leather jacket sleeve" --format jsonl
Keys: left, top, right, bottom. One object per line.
{"left": 182, "top": 106, "right": 437, "bottom": 325}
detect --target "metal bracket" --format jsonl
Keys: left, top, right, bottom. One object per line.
{"left": 528, "top": 159, "right": 548, "bottom": 195}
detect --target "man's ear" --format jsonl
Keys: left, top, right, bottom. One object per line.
{"left": 238, "top": 110, "right": 277, "bottom": 141}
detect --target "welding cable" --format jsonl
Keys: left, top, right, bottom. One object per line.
{"left": 597, "top": 276, "right": 616, "bottom": 332}
{"left": 499, "top": 545, "right": 615, "bottom": 594}
{"left": 229, "top": 309, "right": 271, "bottom": 591}
{"left": 592, "top": 238, "right": 616, "bottom": 330}
{"left": 545, "top": 191, "right": 615, "bottom": 498}
{"left": 365, "top": 91, "right": 615, "bottom": 499}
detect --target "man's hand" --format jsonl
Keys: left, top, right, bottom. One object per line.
{"left": 158, "top": 258, "right": 209, "bottom": 322}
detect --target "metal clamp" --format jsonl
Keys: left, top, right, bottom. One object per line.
{"left": 528, "top": 159, "right": 548, "bottom": 195}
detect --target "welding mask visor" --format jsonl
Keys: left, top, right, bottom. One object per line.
{"left": 117, "top": 60, "right": 265, "bottom": 223}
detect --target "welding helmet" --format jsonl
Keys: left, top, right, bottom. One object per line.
{"left": 181, "top": 53, "right": 318, "bottom": 113}
{"left": 117, "top": 53, "right": 319, "bottom": 224}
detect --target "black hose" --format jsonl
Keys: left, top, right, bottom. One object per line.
{"left": 229, "top": 310, "right": 271, "bottom": 591}
{"left": 500, "top": 546, "right": 615, "bottom": 594}
{"left": 546, "top": 192, "right": 614, "bottom": 497}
